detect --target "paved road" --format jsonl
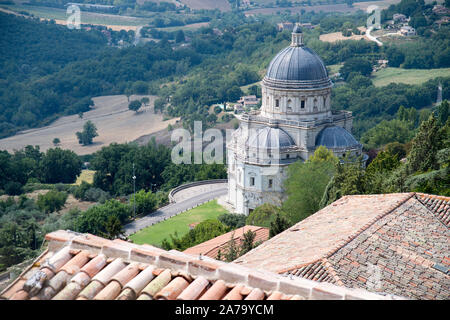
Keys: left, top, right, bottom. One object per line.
{"left": 124, "top": 183, "right": 228, "bottom": 236}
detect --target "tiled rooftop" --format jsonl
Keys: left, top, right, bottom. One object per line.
{"left": 0, "top": 230, "right": 397, "bottom": 300}
{"left": 235, "top": 193, "right": 450, "bottom": 300}
{"left": 183, "top": 225, "right": 269, "bottom": 260}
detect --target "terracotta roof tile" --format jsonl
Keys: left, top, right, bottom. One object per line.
{"left": 184, "top": 226, "right": 270, "bottom": 260}
{"left": 0, "top": 230, "right": 393, "bottom": 301}
{"left": 80, "top": 254, "right": 107, "bottom": 278}
{"left": 94, "top": 281, "right": 122, "bottom": 300}
{"left": 222, "top": 284, "right": 245, "bottom": 300}
{"left": 154, "top": 276, "right": 189, "bottom": 300}
{"left": 139, "top": 269, "right": 172, "bottom": 299}
{"left": 91, "top": 258, "right": 126, "bottom": 286}
{"left": 177, "top": 276, "right": 209, "bottom": 300}
{"left": 199, "top": 279, "right": 228, "bottom": 300}
{"left": 245, "top": 288, "right": 265, "bottom": 300}
{"left": 110, "top": 263, "right": 140, "bottom": 287}
{"left": 123, "top": 266, "right": 155, "bottom": 296}
{"left": 237, "top": 193, "right": 449, "bottom": 300}
{"left": 416, "top": 193, "right": 450, "bottom": 227}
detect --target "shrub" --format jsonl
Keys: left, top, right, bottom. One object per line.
{"left": 218, "top": 213, "right": 246, "bottom": 229}
{"left": 129, "top": 189, "right": 157, "bottom": 216}
{"left": 36, "top": 190, "right": 68, "bottom": 213}
{"left": 4, "top": 181, "right": 23, "bottom": 195}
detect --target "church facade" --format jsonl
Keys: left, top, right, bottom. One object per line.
{"left": 226, "top": 25, "right": 366, "bottom": 215}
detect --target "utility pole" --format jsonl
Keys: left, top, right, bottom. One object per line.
{"left": 132, "top": 163, "right": 136, "bottom": 218}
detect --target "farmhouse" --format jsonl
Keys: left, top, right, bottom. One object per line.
{"left": 400, "top": 25, "right": 416, "bottom": 36}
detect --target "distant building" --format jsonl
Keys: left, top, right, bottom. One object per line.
{"left": 299, "top": 22, "right": 316, "bottom": 30}
{"left": 234, "top": 103, "right": 244, "bottom": 114}
{"left": 238, "top": 95, "right": 259, "bottom": 108}
{"left": 183, "top": 225, "right": 270, "bottom": 260}
{"left": 393, "top": 13, "right": 407, "bottom": 23}
{"left": 435, "top": 16, "right": 450, "bottom": 28}
{"left": 433, "top": 5, "right": 450, "bottom": 15}
{"left": 277, "top": 22, "right": 294, "bottom": 32}
{"left": 400, "top": 25, "right": 416, "bottom": 36}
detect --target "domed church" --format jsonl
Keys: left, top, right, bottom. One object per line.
{"left": 226, "top": 25, "right": 366, "bottom": 215}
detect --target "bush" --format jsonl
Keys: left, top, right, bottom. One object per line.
{"left": 36, "top": 190, "right": 68, "bottom": 213}
{"left": 83, "top": 187, "right": 111, "bottom": 203}
{"left": 4, "top": 181, "right": 23, "bottom": 195}
{"left": 246, "top": 203, "right": 280, "bottom": 228}
{"left": 218, "top": 213, "right": 246, "bottom": 229}
{"left": 129, "top": 189, "right": 157, "bottom": 216}
{"left": 72, "top": 181, "right": 92, "bottom": 200}
{"left": 75, "top": 199, "right": 130, "bottom": 238}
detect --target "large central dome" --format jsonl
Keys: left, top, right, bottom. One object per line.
{"left": 263, "top": 26, "right": 332, "bottom": 90}
{"left": 266, "top": 46, "right": 329, "bottom": 82}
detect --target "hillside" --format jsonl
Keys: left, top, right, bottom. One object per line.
{"left": 0, "top": 95, "right": 179, "bottom": 155}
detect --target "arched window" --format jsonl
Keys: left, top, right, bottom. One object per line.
{"left": 313, "top": 98, "right": 318, "bottom": 111}
{"left": 275, "top": 98, "right": 280, "bottom": 108}
{"left": 301, "top": 99, "right": 305, "bottom": 109}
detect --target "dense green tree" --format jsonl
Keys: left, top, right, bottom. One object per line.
{"left": 128, "top": 100, "right": 142, "bottom": 113}
{"left": 75, "top": 199, "right": 130, "bottom": 238}
{"left": 36, "top": 190, "right": 68, "bottom": 213}
{"left": 269, "top": 213, "right": 291, "bottom": 238}
{"left": 129, "top": 189, "right": 157, "bottom": 216}
{"left": 406, "top": 114, "right": 445, "bottom": 173}
{"left": 246, "top": 203, "right": 280, "bottom": 228}
{"left": 218, "top": 213, "right": 246, "bottom": 229}
{"left": 340, "top": 57, "right": 372, "bottom": 80}
{"left": 162, "top": 219, "right": 229, "bottom": 251}
{"left": 76, "top": 121, "right": 98, "bottom": 146}
{"left": 40, "top": 148, "right": 82, "bottom": 184}
{"left": 282, "top": 150, "right": 336, "bottom": 224}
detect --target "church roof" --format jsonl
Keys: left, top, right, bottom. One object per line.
{"left": 247, "top": 127, "right": 296, "bottom": 150}
{"left": 315, "top": 126, "right": 360, "bottom": 150}
{"left": 264, "top": 46, "right": 332, "bottom": 90}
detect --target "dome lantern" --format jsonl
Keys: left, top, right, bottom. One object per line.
{"left": 291, "top": 23, "right": 303, "bottom": 47}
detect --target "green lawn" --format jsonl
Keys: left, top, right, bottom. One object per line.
{"left": 130, "top": 200, "right": 229, "bottom": 247}
{"left": 372, "top": 67, "right": 450, "bottom": 87}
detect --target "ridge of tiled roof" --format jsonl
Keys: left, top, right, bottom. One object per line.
{"left": 0, "top": 230, "right": 398, "bottom": 300}
{"left": 236, "top": 193, "right": 449, "bottom": 300}
{"left": 183, "top": 225, "right": 269, "bottom": 259}
{"left": 283, "top": 259, "right": 343, "bottom": 285}
{"left": 415, "top": 193, "right": 450, "bottom": 227}
{"left": 235, "top": 193, "right": 415, "bottom": 274}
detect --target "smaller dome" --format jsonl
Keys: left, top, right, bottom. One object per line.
{"left": 247, "top": 127, "right": 295, "bottom": 150}
{"left": 316, "top": 126, "right": 360, "bottom": 149}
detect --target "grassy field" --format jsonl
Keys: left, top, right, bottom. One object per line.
{"left": 0, "top": 4, "right": 152, "bottom": 26}
{"left": 372, "top": 67, "right": 450, "bottom": 87}
{"left": 130, "top": 200, "right": 229, "bottom": 247}
{"left": 327, "top": 64, "right": 343, "bottom": 75}
{"left": 0, "top": 95, "right": 179, "bottom": 155}
{"left": 74, "top": 170, "right": 95, "bottom": 186}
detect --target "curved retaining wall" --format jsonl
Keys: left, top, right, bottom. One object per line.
{"left": 168, "top": 179, "right": 228, "bottom": 203}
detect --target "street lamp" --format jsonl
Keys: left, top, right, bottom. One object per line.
{"left": 132, "top": 163, "right": 136, "bottom": 218}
